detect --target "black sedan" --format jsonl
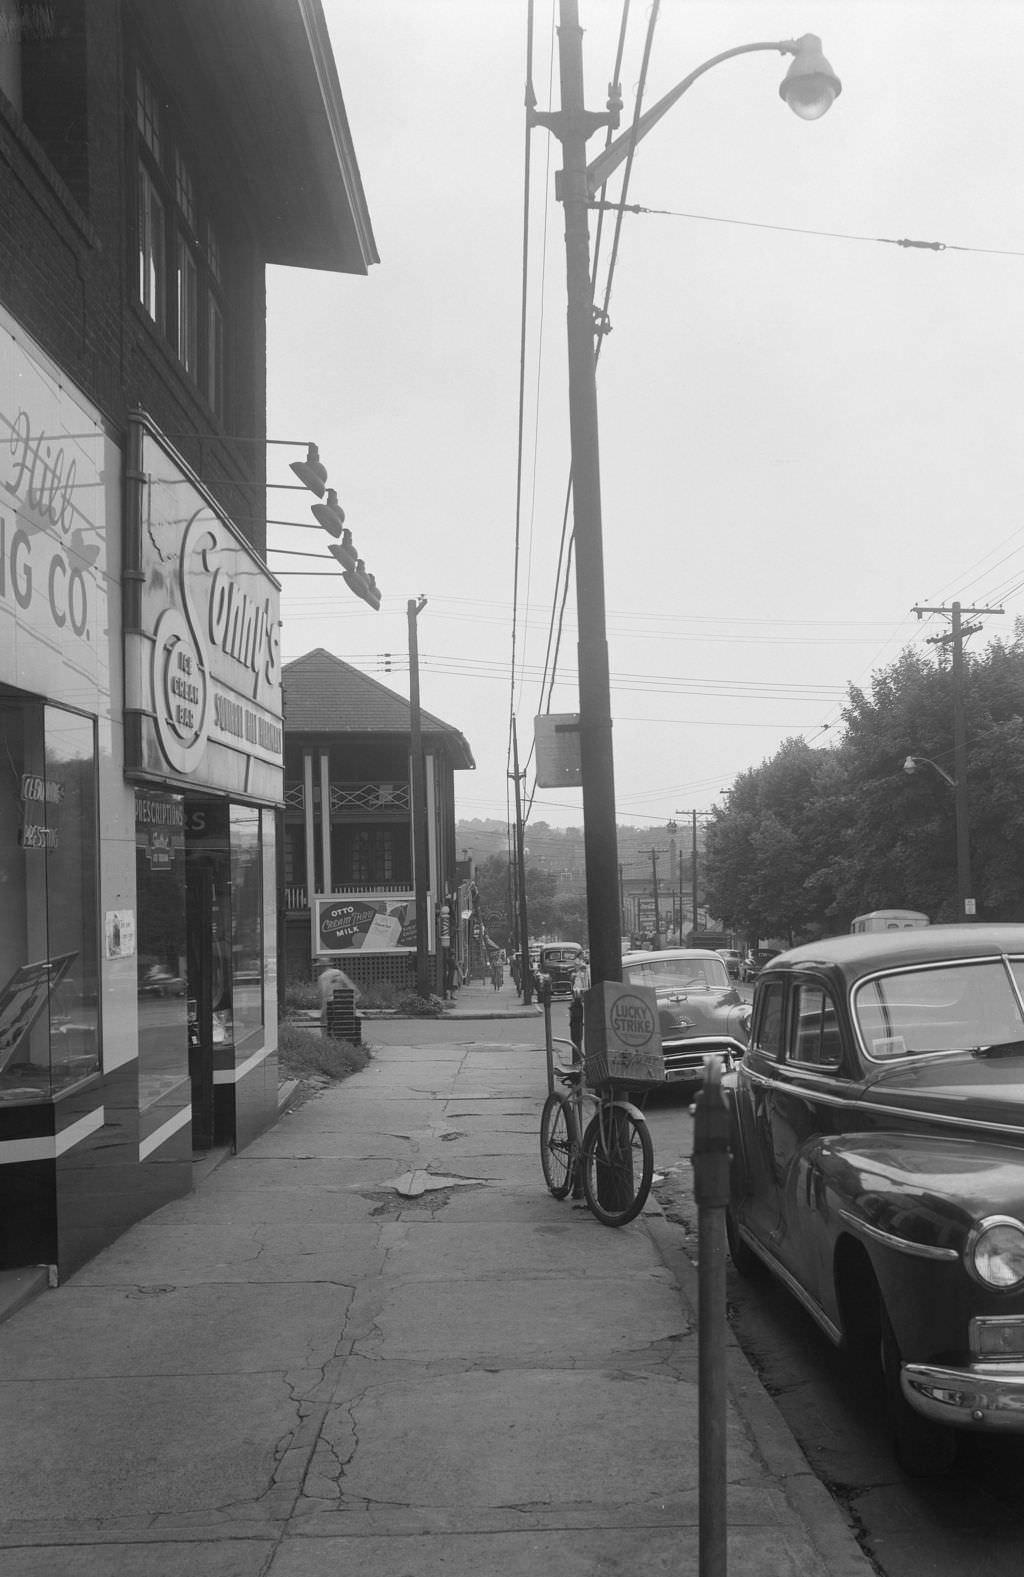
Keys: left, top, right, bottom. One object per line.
{"left": 726, "top": 925, "right": 1024, "bottom": 1474}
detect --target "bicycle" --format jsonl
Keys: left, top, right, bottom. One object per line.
{"left": 539, "top": 1051, "right": 654, "bottom": 1228}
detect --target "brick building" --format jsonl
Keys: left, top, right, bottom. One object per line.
{"left": 0, "top": 1, "right": 376, "bottom": 1277}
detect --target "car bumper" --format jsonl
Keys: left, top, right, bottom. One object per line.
{"left": 663, "top": 1037, "right": 744, "bottom": 1086}
{"left": 903, "top": 1361, "right": 1024, "bottom": 1431}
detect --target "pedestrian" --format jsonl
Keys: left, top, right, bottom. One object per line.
{"left": 572, "top": 950, "right": 591, "bottom": 995}
{"left": 491, "top": 952, "right": 503, "bottom": 990}
{"left": 317, "top": 955, "right": 361, "bottom": 1034}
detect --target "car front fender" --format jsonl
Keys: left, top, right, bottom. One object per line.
{"left": 812, "top": 1130, "right": 1024, "bottom": 1257}
{"left": 803, "top": 1130, "right": 1024, "bottom": 1359}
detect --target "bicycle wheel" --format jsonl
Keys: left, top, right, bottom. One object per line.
{"left": 539, "top": 1091, "right": 577, "bottom": 1199}
{"left": 580, "top": 1104, "right": 653, "bottom": 1227}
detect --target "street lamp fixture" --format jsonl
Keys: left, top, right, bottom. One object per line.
{"left": 902, "top": 755, "right": 975, "bottom": 919}
{"left": 903, "top": 754, "right": 957, "bottom": 789}
{"left": 778, "top": 34, "right": 843, "bottom": 120}
{"left": 535, "top": 6, "right": 840, "bottom": 990}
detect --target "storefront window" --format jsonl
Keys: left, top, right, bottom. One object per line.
{"left": 0, "top": 693, "right": 99, "bottom": 1101}
{"left": 229, "top": 805, "right": 263, "bottom": 1053}
{"left": 135, "top": 792, "right": 188, "bottom": 1111}
{"left": 185, "top": 800, "right": 264, "bottom": 1057}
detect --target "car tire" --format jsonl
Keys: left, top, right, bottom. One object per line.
{"left": 725, "top": 1206, "right": 765, "bottom": 1278}
{"left": 879, "top": 1296, "right": 957, "bottom": 1477}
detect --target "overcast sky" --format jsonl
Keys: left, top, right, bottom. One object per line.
{"left": 266, "top": 0, "right": 1024, "bottom": 832}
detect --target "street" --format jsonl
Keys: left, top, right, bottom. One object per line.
{"left": 370, "top": 1001, "right": 1024, "bottom": 1577}
{"left": 648, "top": 1092, "right": 1024, "bottom": 1577}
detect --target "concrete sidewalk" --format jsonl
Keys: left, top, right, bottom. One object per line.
{"left": 441, "top": 974, "right": 543, "bottom": 1019}
{"left": 0, "top": 1030, "right": 874, "bottom": 1576}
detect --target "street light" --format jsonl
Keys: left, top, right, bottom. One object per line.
{"left": 902, "top": 755, "right": 975, "bottom": 918}
{"left": 534, "top": 8, "right": 840, "bottom": 988}
{"left": 903, "top": 754, "right": 956, "bottom": 789}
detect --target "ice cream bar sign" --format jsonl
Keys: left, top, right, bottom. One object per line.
{"left": 315, "top": 895, "right": 416, "bottom": 954}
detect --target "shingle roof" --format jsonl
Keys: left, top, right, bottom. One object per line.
{"left": 282, "top": 649, "right": 475, "bottom": 769}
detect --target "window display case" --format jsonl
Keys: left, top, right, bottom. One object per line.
{"left": 0, "top": 694, "right": 99, "bottom": 1101}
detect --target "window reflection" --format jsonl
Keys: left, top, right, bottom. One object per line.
{"left": 135, "top": 791, "right": 188, "bottom": 1110}
{"left": 185, "top": 801, "right": 264, "bottom": 1056}
{"left": 0, "top": 695, "right": 99, "bottom": 1101}
{"left": 229, "top": 805, "right": 263, "bottom": 1052}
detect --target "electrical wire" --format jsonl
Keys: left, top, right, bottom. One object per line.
{"left": 598, "top": 201, "right": 1024, "bottom": 260}
{"left": 509, "top": 0, "right": 540, "bottom": 810}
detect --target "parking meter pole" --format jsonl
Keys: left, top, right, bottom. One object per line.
{"left": 692, "top": 1059, "right": 731, "bottom": 1577}
{"left": 541, "top": 980, "right": 554, "bottom": 1095}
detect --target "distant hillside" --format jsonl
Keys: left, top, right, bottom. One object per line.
{"left": 456, "top": 818, "right": 707, "bottom": 886}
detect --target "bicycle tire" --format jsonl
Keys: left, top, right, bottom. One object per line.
{"left": 580, "top": 1105, "right": 653, "bottom": 1227}
{"left": 539, "top": 1091, "right": 577, "bottom": 1199}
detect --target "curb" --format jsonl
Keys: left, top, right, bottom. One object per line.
{"left": 0, "top": 1265, "right": 50, "bottom": 1328}
{"left": 642, "top": 1205, "right": 876, "bottom": 1577}
{"left": 288, "top": 1007, "right": 543, "bottom": 1023}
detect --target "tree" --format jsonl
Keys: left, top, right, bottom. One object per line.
{"left": 704, "top": 739, "right": 835, "bottom": 944}
{"left": 473, "top": 854, "right": 512, "bottom": 944}
{"left": 705, "top": 628, "right": 1024, "bottom": 939}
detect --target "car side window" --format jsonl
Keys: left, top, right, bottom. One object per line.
{"left": 790, "top": 984, "right": 842, "bottom": 1069}
{"left": 752, "top": 981, "right": 785, "bottom": 1059}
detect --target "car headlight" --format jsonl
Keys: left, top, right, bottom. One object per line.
{"left": 967, "top": 1217, "right": 1024, "bottom": 1289}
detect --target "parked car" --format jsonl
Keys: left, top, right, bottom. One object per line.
{"left": 717, "top": 948, "right": 743, "bottom": 979}
{"left": 535, "top": 941, "right": 584, "bottom": 997}
{"left": 725, "top": 925, "right": 1024, "bottom": 1474}
{"left": 139, "top": 964, "right": 185, "bottom": 997}
{"left": 621, "top": 948, "right": 750, "bottom": 1091}
{"left": 741, "top": 947, "right": 779, "bottom": 982}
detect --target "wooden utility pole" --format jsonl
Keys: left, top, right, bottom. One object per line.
{"left": 509, "top": 721, "right": 533, "bottom": 1005}
{"left": 676, "top": 809, "right": 706, "bottom": 935}
{"left": 408, "top": 597, "right": 430, "bottom": 995}
{"left": 912, "top": 600, "right": 1003, "bottom": 920}
{"left": 639, "top": 847, "right": 667, "bottom": 946}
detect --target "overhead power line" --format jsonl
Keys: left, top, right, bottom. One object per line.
{"left": 592, "top": 200, "right": 1024, "bottom": 259}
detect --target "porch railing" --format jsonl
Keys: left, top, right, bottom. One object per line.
{"left": 284, "top": 883, "right": 413, "bottom": 912}
{"left": 284, "top": 781, "right": 411, "bottom": 814}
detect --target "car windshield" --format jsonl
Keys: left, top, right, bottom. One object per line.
{"left": 541, "top": 948, "right": 580, "bottom": 966}
{"left": 625, "top": 957, "right": 730, "bottom": 992}
{"left": 854, "top": 958, "right": 1024, "bottom": 1060}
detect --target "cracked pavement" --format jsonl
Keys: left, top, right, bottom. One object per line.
{"left": 0, "top": 1035, "right": 876, "bottom": 1576}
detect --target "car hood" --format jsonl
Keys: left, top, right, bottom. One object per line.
{"left": 651, "top": 986, "right": 749, "bottom": 1043}
{"left": 862, "top": 1049, "right": 1024, "bottom": 1140}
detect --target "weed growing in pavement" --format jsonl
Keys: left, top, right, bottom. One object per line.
{"left": 278, "top": 1021, "right": 371, "bottom": 1082}
{"left": 283, "top": 979, "right": 320, "bottom": 1012}
{"left": 394, "top": 993, "right": 445, "bottom": 1017}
